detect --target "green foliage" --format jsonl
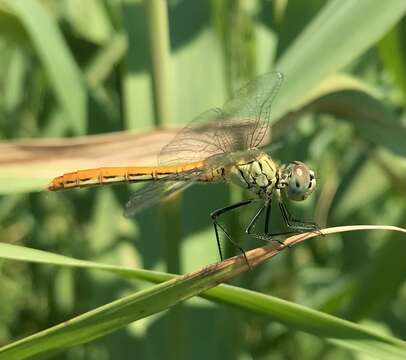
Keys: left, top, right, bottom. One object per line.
{"left": 1, "top": 0, "right": 406, "bottom": 359}
{"left": 1, "top": 228, "right": 406, "bottom": 360}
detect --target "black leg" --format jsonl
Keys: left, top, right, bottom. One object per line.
{"left": 278, "top": 200, "right": 321, "bottom": 233}
{"left": 245, "top": 200, "right": 286, "bottom": 247}
{"left": 245, "top": 204, "right": 274, "bottom": 243}
{"left": 210, "top": 198, "right": 254, "bottom": 264}
{"left": 264, "top": 201, "right": 271, "bottom": 234}
{"left": 245, "top": 203, "right": 266, "bottom": 235}
{"left": 246, "top": 200, "right": 320, "bottom": 248}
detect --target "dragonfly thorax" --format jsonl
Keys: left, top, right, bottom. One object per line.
{"left": 225, "top": 152, "right": 316, "bottom": 202}
{"left": 226, "top": 152, "right": 278, "bottom": 198}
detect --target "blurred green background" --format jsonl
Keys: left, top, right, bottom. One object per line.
{"left": 1, "top": 0, "right": 406, "bottom": 359}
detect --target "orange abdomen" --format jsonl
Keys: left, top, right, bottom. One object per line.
{"left": 48, "top": 161, "right": 206, "bottom": 191}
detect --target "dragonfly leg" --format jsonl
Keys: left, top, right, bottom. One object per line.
{"left": 278, "top": 200, "right": 321, "bottom": 235}
{"left": 245, "top": 203, "right": 266, "bottom": 235}
{"left": 264, "top": 201, "right": 271, "bottom": 234}
{"left": 210, "top": 198, "right": 254, "bottom": 266}
{"left": 245, "top": 200, "right": 287, "bottom": 247}
{"left": 245, "top": 199, "right": 321, "bottom": 248}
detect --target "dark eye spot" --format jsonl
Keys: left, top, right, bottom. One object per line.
{"left": 295, "top": 180, "right": 300, "bottom": 188}
{"left": 308, "top": 181, "right": 312, "bottom": 189}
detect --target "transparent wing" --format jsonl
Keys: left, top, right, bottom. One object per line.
{"left": 159, "top": 72, "right": 283, "bottom": 165}
{"left": 124, "top": 181, "right": 192, "bottom": 217}
{"left": 223, "top": 71, "right": 283, "bottom": 151}
{"left": 123, "top": 168, "right": 205, "bottom": 217}
{"left": 158, "top": 108, "right": 226, "bottom": 165}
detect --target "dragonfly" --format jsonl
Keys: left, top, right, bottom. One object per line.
{"left": 48, "top": 72, "right": 319, "bottom": 263}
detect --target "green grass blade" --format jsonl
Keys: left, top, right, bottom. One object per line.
{"left": 1, "top": 226, "right": 405, "bottom": 359}
{"left": 121, "top": 1, "right": 155, "bottom": 130}
{"left": 144, "top": 2, "right": 185, "bottom": 357}
{"left": 344, "top": 235, "right": 406, "bottom": 320}
{"left": 203, "top": 287, "right": 406, "bottom": 360}
{"left": 311, "top": 89, "right": 406, "bottom": 157}
{"left": 3, "top": 0, "right": 87, "bottom": 134}
{"left": 85, "top": 32, "right": 127, "bottom": 88}
{"left": 146, "top": 0, "right": 172, "bottom": 127}
{"left": 378, "top": 25, "right": 406, "bottom": 105}
{"left": 273, "top": 0, "right": 406, "bottom": 120}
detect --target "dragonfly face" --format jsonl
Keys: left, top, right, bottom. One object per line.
{"left": 280, "top": 161, "right": 316, "bottom": 201}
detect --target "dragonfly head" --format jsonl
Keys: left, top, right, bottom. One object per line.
{"left": 282, "top": 161, "right": 316, "bottom": 201}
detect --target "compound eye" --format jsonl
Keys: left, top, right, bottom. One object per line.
{"left": 286, "top": 162, "right": 316, "bottom": 201}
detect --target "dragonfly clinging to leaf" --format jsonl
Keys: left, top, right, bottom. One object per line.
{"left": 49, "top": 72, "right": 319, "bottom": 263}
